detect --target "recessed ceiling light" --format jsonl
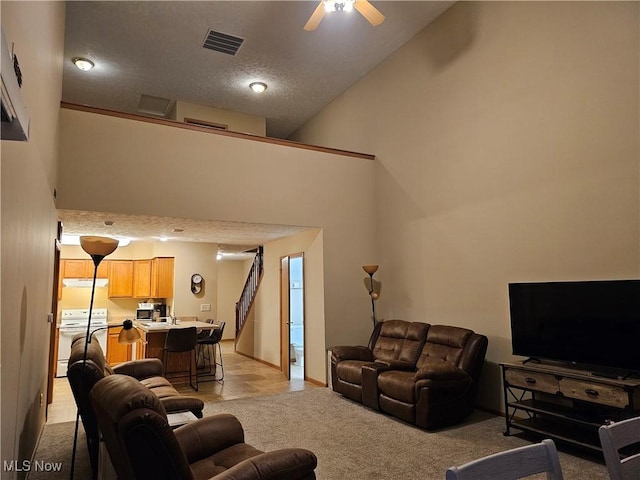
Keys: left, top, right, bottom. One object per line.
{"left": 72, "top": 57, "right": 95, "bottom": 71}
{"left": 249, "top": 82, "right": 267, "bottom": 93}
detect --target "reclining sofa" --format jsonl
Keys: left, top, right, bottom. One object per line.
{"left": 91, "top": 374, "right": 317, "bottom": 479}
{"left": 331, "top": 320, "right": 488, "bottom": 429}
{"left": 67, "top": 334, "right": 204, "bottom": 479}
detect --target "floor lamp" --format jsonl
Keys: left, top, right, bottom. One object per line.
{"left": 362, "top": 265, "right": 380, "bottom": 328}
{"left": 70, "top": 236, "right": 118, "bottom": 480}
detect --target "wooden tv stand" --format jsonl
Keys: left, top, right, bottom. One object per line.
{"left": 501, "top": 361, "right": 640, "bottom": 453}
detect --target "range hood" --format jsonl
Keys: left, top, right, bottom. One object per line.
{"left": 63, "top": 278, "right": 109, "bottom": 288}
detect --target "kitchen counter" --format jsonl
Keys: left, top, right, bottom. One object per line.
{"left": 133, "top": 320, "right": 216, "bottom": 385}
{"left": 134, "top": 320, "right": 213, "bottom": 332}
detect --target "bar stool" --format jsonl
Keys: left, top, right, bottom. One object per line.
{"left": 163, "top": 327, "right": 198, "bottom": 391}
{"left": 197, "top": 320, "right": 225, "bottom": 382}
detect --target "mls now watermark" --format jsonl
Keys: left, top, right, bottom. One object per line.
{"left": 3, "top": 460, "right": 63, "bottom": 473}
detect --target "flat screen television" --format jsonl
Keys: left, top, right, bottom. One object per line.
{"left": 509, "top": 279, "right": 640, "bottom": 374}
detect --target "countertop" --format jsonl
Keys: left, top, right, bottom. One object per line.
{"left": 134, "top": 320, "right": 214, "bottom": 332}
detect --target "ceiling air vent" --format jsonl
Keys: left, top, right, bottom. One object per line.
{"left": 203, "top": 30, "right": 244, "bottom": 56}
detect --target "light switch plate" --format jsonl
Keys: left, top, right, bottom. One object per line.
{"left": 200, "top": 304, "right": 211, "bottom": 312}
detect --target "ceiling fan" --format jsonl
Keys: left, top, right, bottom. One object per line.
{"left": 304, "top": 0, "right": 385, "bottom": 31}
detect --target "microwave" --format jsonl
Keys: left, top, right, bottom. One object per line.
{"left": 136, "top": 308, "right": 154, "bottom": 320}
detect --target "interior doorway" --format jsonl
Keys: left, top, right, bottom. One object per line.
{"left": 280, "top": 253, "right": 304, "bottom": 380}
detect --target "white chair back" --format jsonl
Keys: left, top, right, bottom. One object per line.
{"left": 445, "top": 439, "right": 564, "bottom": 480}
{"left": 599, "top": 417, "right": 640, "bottom": 480}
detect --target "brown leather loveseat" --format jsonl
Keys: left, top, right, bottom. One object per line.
{"left": 91, "top": 374, "right": 318, "bottom": 479}
{"left": 67, "top": 334, "right": 204, "bottom": 479}
{"left": 331, "top": 320, "right": 488, "bottom": 429}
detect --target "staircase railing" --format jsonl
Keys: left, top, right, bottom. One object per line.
{"left": 235, "top": 246, "right": 264, "bottom": 340}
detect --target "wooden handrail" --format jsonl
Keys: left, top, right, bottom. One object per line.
{"left": 235, "top": 246, "right": 264, "bottom": 342}
{"left": 60, "top": 102, "right": 376, "bottom": 161}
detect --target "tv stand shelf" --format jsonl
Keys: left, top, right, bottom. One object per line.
{"left": 501, "top": 361, "right": 640, "bottom": 453}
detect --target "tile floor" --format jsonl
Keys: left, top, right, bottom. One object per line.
{"left": 47, "top": 340, "right": 319, "bottom": 424}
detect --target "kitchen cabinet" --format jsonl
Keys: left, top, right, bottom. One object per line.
{"left": 108, "top": 261, "right": 134, "bottom": 297}
{"left": 106, "top": 326, "right": 132, "bottom": 364}
{"left": 151, "top": 257, "right": 175, "bottom": 298}
{"left": 63, "top": 259, "right": 109, "bottom": 278}
{"left": 133, "top": 260, "right": 152, "bottom": 298}
{"left": 107, "top": 257, "right": 174, "bottom": 299}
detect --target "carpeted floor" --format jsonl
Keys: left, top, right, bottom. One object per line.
{"left": 30, "top": 421, "right": 91, "bottom": 479}
{"left": 33, "top": 387, "right": 608, "bottom": 479}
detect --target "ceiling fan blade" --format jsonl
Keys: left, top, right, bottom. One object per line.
{"left": 354, "top": 0, "right": 385, "bottom": 26}
{"left": 304, "top": 2, "right": 326, "bottom": 31}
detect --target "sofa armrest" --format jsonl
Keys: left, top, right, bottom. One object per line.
{"left": 160, "top": 396, "right": 204, "bottom": 417}
{"left": 212, "top": 449, "right": 317, "bottom": 480}
{"left": 374, "top": 359, "right": 415, "bottom": 371}
{"left": 175, "top": 414, "right": 245, "bottom": 463}
{"left": 112, "top": 358, "right": 164, "bottom": 379}
{"left": 331, "top": 346, "right": 372, "bottom": 363}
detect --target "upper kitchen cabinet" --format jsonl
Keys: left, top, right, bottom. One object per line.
{"left": 151, "top": 257, "right": 174, "bottom": 298}
{"left": 106, "top": 257, "right": 174, "bottom": 299}
{"left": 133, "top": 260, "right": 152, "bottom": 298}
{"left": 108, "top": 260, "right": 134, "bottom": 297}
{"left": 63, "top": 258, "right": 109, "bottom": 278}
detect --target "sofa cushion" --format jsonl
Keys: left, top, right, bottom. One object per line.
{"left": 373, "top": 320, "right": 429, "bottom": 365}
{"left": 416, "top": 325, "right": 472, "bottom": 369}
{"left": 377, "top": 370, "right": 417, "bottom": 404}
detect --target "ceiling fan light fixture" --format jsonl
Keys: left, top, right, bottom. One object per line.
{"left": 324, "top": 0, "right": 354, "bottom": 13}
{"left": 249, "top": 82, "right": 267, "bottom": 93}
{"left": 72, "top": 57, "right": 95, "bottom": 71}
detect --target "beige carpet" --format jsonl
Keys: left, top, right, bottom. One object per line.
{"left": 203, "top": 387, "right": 608, "bottom": 479}
{"left": 33, "top": 387, "right": 608, "bottom": 479}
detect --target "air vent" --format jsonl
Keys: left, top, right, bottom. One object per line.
{"left": 203, "top": 30, "right": 244, "bottom": 56}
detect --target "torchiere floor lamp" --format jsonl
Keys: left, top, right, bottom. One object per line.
{"left": 69, "top": 236, "right": 119, "bottom": 480}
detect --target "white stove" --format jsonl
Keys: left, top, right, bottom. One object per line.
{"left": 56, "top": 308, "right": 108, "bottom": 377}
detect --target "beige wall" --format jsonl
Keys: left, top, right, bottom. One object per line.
{"left": 56, "top": 109, "right": 377, "bottom": 365}
{"left": 293, "top": 2, "right": 640, "bottom": 411}
{"left": 172, "top": 100, "right": 266, "bottom": 136}
{"left": 235, "top": 229, "right": 326, "bottom": 383}
{"left": 1, "top": 1, "right": 65, "bottom": 473}
{"left": 216, "top": 259, "right": 245, "bottom": 341}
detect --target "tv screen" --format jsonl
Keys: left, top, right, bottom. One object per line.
{"left": 509, "top": 280, "right": 640, "bottom": 373}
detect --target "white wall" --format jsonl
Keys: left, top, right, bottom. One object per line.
{"left": 1, "top": 1, "right": 65, "bottom": 473}
{"left": 293, "top": 2, "right": 640, "bottom": 411}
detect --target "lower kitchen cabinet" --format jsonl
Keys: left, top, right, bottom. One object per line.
{"left": 106, "top": 326, "right": 132, "bottom": 364}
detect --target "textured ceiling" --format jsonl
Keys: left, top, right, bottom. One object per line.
{"left": 62, "top": 1, "right": 454, "bottom": 139}
{"left": 58, "top": 210, "right": 312, "bottom": 256}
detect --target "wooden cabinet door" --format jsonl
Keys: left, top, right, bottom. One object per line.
{"left": 108, "top": 260, "right": 134, "bottom": 297}
{"left": 133, "top": 260, "right": 152, "bottom": 298}
{"left": 151, "top": 257, "right": 175, "bottom": 298}
{"left": 63, "top": 259, "right": 109, "bottom": 278}
{"left": 64, "top": 259, "right": 87, "bottom": 278}
{"left": 106, "top": 327, "right": 132, "bottom": 364}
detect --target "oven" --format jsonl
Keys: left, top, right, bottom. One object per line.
{"left": 56, "top": 308, "right": 108, "bottom": 377}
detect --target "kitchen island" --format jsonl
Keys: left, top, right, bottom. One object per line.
{"left": 134, "top": 320, "right": 215, "bottom": 385}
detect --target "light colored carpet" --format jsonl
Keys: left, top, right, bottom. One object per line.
{"left": 204, "top": 388, "right": 607, "bottom": 480}
{"left": 33, "top": 388, "right": 608, "bottom": 479}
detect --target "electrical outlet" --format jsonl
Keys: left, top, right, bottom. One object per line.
{"left": 40, "top": 392, "right": 44, "bottom": 407}
{"left": 200, "top": 304, "right": 211, "bottom": 312}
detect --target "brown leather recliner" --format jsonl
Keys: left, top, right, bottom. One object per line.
{"left": 331, "top": 320, "right": 429, "bottom": 408}
{"left": 331, "top": 321, "right": 488, "bottom": 429}
{"left": 376, "top": 324, "right": 488, "bottom": 429}
{"left": 67, "top": 334, "right": 204, "bottom": 479}
{"left": 90, "top": 374, "right": 318, "bottom": 480}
